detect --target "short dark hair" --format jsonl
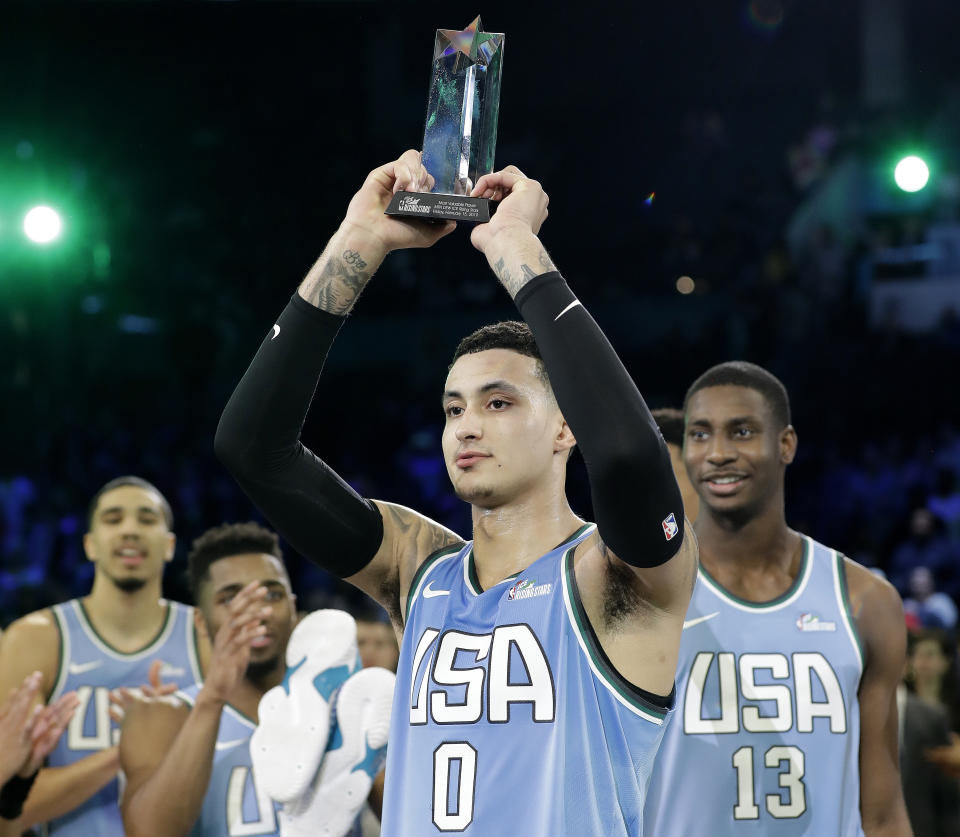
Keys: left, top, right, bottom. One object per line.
{"left": 451, "top": 321, "right": 551, "bottom": 390}
{"left": 187, "top": 521, "right": 282, "bottom": 602}
{"left": 651, "top": 407, "right": 685, "bottom": 447}
{"left": 88, "top": 476, "right": 173, "bottom": 530}
{"left": 683, "top": 361, "right": 791, "bottom": 429}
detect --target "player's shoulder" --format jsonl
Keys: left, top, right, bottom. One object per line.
{"left": 840, "top": 554, "right": 903, "bottom": 619}
{"left": 371, "top": 500, "right": 465, "bottom": 620}
{"left": 374, "top": 501, "right": 465, "bottom": 557}
{"left": 0, "top": 606, "right": 60, "bottom": 654}
{"left": 840, "top": 554, "right": 905, "bottom": 669}
{"left": 0, "top": 606, "right": 61, "bottom": 688}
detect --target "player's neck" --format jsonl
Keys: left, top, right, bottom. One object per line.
{"left": 470, "top": 492, "right": 583, "bottom": 590}
{"left": 233, "top": 664, "right": 286, "bottom": 722}
{"left": 696, "top": 499, "right": 795, "bottom": 573}
{"left": 83, "top": 575, "right": 168, "bottom": 652}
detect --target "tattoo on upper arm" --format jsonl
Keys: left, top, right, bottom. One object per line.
{"left": 385, "top": 505, "right": 415, "bottom": 538}
{"left": 421, "top": 525, "right": 464, "bottom": 561}
{"left": 304, "top": 251, "right": 372, "bottom": 315}
{"left": 382, "top": 505, "right": 464, "bottom": 628}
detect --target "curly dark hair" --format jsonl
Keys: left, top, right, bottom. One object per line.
{"left": 451, "top": 321, "right": 551, "bottom": 390}
{"left": 187, "top": 521, "right": 282, "bottom": 602}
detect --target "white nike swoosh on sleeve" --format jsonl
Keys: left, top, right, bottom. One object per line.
{"left": 554, "top": 300, "right": 582, "bottom": 321}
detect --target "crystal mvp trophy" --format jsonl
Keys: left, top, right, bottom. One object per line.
{"left": 385, "top": 17, "right": 504, "bottom": 223}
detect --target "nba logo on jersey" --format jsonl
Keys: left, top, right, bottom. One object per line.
{"left": 662, "top": 513, "right": 679, "bottom": 541}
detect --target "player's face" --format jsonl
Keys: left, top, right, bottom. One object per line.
{"left": 357, "top": 620, "right": 399, "bottom": 672}
{"left": 441, "top": 349, "right": 573, "bottom": 507}
{"left": 684, "top": 385, "right": 795, "bottom": 519}
{"left": 203, "top": 553, "right": 297, "bottom": 675}
{"left": 83, "top": 486, "right": 175, "bottom": 590}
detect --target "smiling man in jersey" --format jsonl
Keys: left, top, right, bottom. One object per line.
{"left": 214, "top": 150, "right": 699, "bottom": 835}
{"left": 120, "top": 522, "right": 385, "bottom": 837}
{"left": 0, "top": 476, "right": 202, "bottom": 834}
{"left": 120, "top": 522, "right": 298, "bottom": 836}
{"left": 643, "top": 362, "right": 912, "bottom": 836}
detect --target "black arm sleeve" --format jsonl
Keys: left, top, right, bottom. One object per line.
{"left": 214, "top": 294, "right": 384, "bottom": 578}
{"left": 0, "top": 771, "right": 37, "bottom": 820}
{"left": 514, "top": 272, "right": 684, "bottom": 567}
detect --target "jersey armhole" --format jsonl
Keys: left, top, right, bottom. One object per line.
{"left": 561, "top": 546, "right": 674, "bottom": 724}
{"left": 185, "top": 606, "right": 204, "bottom": 684}
{"left": 174, "top": 688, "right": 196, "bottom": 709}
{"left": 49, "top": 604, "right": 70, "bottom": 701}
{"left": 833, "top": 552, "right": 866, "bottom": 676}
{"left": 404, "top": 543, "right": 463, "bottom": 624}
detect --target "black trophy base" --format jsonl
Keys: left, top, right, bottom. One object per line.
{"left": 385, "top": 191, "right": 491, "bottom": 223}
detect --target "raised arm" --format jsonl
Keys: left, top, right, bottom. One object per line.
{"left": 215, "top": 151, "right": 462, "bottom": 623}
{"left": 469, "top": 168, "right": 697, "bottom": 606}
{"left": 846, "top": 560, "right": 913, "bottom": 836}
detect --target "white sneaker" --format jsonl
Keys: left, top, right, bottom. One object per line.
{"left": 252, "top": 609, "right": 360, "bottom": 803}
{"left": 279, "top": 666, "right": 396, "bottom": 837}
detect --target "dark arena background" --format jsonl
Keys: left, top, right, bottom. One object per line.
{"left": 2, "top": 0, "right": 960, "bottom": 820}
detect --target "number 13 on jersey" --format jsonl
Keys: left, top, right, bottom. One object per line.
{"left": 732, "top": 745, "right": 807, "bottom": 820}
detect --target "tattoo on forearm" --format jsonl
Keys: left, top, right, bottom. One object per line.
{"left": 493, "top": 257, "right": 518, "bottom": 296}
{"left": 302, "top": 251, "right": 372, "bottom": 315}
{"left": 493, "top": 249, "right": 558, "bottom": 299}
{"left": 342, "top": 250, "right": 367, "bottom": 271}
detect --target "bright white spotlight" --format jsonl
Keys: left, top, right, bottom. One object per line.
{"left": 23, "top": 205, "right": 63, "bottom": 244}
{"left": 894, "top": 156, "right": 930, "bottom": 193}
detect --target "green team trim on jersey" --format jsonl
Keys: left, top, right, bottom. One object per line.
{"left": 224, "top": 701, "right": 257, "bottom": 727}
{"left": 834, "top": 552, "right": 866, "bottom": 673}
{"left": 76, "top": 599, "right": 174, "bottom": 658}
{"left": 189, "top": 614, "right": 204, "bottom": 683}
{"left": 697, "top": 536, "right": 812, "bottom": 611}
{"left": 50, "top": 606, "right": 71, "bottom": 701}
{"left": 177, "top": 688, "right": 257, "bottom": 726}
{"left": 404, "top": 543, "right": 464, "bottom": 624}
{"left": 561, "top": 545, "right": 669, "bottom": 723}
{"left": 465, "top": 523, "right": 594, "bottom": 595}
{"left": 465, "top": 551, "right": 520, "bottom": 595}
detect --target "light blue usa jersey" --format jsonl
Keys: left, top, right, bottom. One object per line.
{"left": 177, "top": 685, "right": 280, "bottom": 837}
{"left": 382, "top": 523, "right": 675, "bottom": 836}
{"left": 644, "top": 536, "right": 864, "bottom": 836}
{"left": 46, "top": 598, "right": 202, "bottom": 835}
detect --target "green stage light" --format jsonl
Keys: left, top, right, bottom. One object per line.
{"left": 23, "top": 205, "right": 63, "bottom": 244}
{"left": 894, "top": 156, "right": 930, "bottom": 193}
